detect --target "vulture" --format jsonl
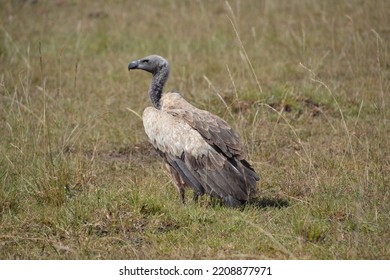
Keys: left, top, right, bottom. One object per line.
{"left": 128, "top": 55, "right": 259, "bottom": 207}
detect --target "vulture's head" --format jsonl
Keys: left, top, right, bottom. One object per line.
{"left": 128, "top": 55, "right": 169, "bottom": 75}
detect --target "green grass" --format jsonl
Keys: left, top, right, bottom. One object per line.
{"left": 0, "top": 0, "right": 389, "bottom": 259}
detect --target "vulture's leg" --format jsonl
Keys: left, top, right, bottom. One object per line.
{"left": 166, "top": 164, "right": 186, "bottom": 203}
{"left": 193, "top": 192, "right": 199, "bottom": 203}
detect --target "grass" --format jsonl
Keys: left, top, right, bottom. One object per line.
{"left": 0, "top": 0, "right": 389, "bottom": 259}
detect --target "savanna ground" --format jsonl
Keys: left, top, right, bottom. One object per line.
{"left": 0, "top": 0, "right": 389, "bottom": 259}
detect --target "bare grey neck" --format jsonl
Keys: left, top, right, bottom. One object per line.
{"left": 149, "top": 64, "right": 170, "bottom": 109}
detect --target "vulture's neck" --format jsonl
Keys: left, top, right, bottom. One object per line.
{"left": 149, "top": 65, "right": 170, "bottom": 109}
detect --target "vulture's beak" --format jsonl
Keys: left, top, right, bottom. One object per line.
{"left": 128, "top": 60, "right": 139, "bottom": 71}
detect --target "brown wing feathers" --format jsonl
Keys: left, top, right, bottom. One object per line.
{"left": 157, "top": 93, "right": 259, "bottom": 205}
{"left": 163, "top": 93, "right": 244, "bottom": 159}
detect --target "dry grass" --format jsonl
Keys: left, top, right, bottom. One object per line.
{"left": 0, "top": 0, "right": 389, "bottom": 259}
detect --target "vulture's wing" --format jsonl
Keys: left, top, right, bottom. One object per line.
{"left": 142, "top": 106, "right": 255, "bottom": 202}
{"left": 161, "top": 92, "right": 245, "bottom": 160}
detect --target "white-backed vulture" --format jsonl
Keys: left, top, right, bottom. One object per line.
{"left": 128, "top": 55, "right": 259, "bottom": 207}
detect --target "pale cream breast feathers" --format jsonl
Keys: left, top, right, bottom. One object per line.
{"left": 142, "top": 107, "right": 213, "bottom": 158}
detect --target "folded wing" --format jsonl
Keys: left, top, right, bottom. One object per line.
{"left": 143, "top": 92, "right": 259, "bottom": 205}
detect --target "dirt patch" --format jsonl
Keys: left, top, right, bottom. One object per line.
{"left": 97, "top": 142, "right": 158, "bottom": 164}
{"left": 231, "top": 99, "right": 254, "bottom": 113}
{"left": 228, "top": 96, "right": 325, "bottom": 118}
{"left": 268, "top": 97, "right": 324, "bottom": 118}
{"left": 303, "top": 98, "right": 323, "bottom": 117}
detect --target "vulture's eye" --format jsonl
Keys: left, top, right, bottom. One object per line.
{"left": 141, "top": 59, "right": 149, "bottom": 63}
